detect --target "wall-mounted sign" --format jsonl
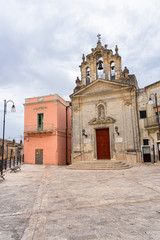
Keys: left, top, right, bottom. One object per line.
{"left": 84, "top": 139, "right": 90, "bottom": 144}
{"left": 115, "top": 137, "right": 123, "bottom": 143}
{"left": 34, "top": 107, "right": 47, "bottom": 112}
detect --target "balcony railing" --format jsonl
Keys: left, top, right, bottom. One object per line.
{"left": 144, "top": 115, "right": 159, "bottom": 128}
{"left": 24, "top": 123, "right": 55, "bottom": 133}
{"left": 0, "top": 155, "right": 24, "bottom": 174}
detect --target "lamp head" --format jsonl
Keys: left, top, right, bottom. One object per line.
{"left": 148, "top": 97, "right": 153, "bottom": 105}
{"left": 82, "top": 129, "right": 87, "bottom": 137}
{"left": 11, "top": 104, "right": 16, "bottom": 112}
{"left": 115, "top": 126, "right": 120, "bottom": 135}
{"left": 115, "top": 126, "right": 118, "bottom": 132}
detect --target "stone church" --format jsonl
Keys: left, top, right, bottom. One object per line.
{"left": 70, "top": 36, "right": 160, "bottom": 165}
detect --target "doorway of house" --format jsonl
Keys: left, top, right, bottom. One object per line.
{"left": 157, "top": 143, "right": 160, "bottom": 161}
{"left": 96, "top": 128, "right": 111, "bottom": 159}
{"left": 142, "top": 146, "right": 151, "bottom": 162}
{"left": 35, "top": 149, "right": 43, "bottom": 164}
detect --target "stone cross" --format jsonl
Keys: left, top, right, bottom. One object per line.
{"left": 97, "top": 33, "right": 101, "bottom": 41}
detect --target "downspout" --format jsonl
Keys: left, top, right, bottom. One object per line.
{"left": 130, "top": 88, "right": 136, "bottom": 150}
{"left": 135, "top": 88, "right": 141, "bottom": 163}
{"left": 66, "top": 105, "right": 69, "bottom": 165}
{"left": 135, "top": 89, "right": 141, "bottom": 150}
{"left": 148, "top": 133, "right": 155, "bottom": 163}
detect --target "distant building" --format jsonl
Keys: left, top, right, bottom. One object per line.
{"left": 70, "top": 37, "right": 160, "bottom": 164}
{"left": 0, "top": 139, "right": 23, "bottom": 160}
{"left": 23, "top": 94, "right": 71, "bottom": 165}
{"left": 137, "top": 81, "right": 160, "bottom": 162}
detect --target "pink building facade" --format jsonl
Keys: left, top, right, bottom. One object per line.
{"left": 23, "top": 95, "right": 71, "bottom": 165}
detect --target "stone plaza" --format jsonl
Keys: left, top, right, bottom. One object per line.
{"left": 0, "top": 164, "right": 160, "bottom": 240}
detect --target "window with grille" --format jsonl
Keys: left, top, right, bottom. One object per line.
{"left": 139, "top": 110, "right": 147, "bottom": 119}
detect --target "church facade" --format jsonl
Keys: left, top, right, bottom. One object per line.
{"left": 70, "top": 37, "right": 160, "bottom": 164}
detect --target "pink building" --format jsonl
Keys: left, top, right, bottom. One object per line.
{"left": 23, "top": 94, "right": 71, "bottom": 165}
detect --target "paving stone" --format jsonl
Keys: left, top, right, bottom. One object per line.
{"left": 0, "top": 164, "right": 160, "bottom": 239}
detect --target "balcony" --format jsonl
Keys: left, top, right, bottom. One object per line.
{"left": 24, "top": 123, "right": 55, "bottom": 134}
{"left": 144, "top": 115, "right": 159, "bottom": 129}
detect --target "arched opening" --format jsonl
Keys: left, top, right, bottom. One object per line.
{"left": 86, "top": 67, "right": 90, "bottom": 85}
{"left": 97, "top": 56, "right": 104, "bottom": 79}
{"left": 110, "top": 61, "right": 115, "bottom": 80}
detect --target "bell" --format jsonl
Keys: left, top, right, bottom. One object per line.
{"left": 98, "top": 60, "right": 103, "bottom": 70}
{"left": 86, "top": 70, "right": 90, "bottom": 76}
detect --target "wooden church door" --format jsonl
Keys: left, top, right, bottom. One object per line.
{"left": 96, "top": 129, "right": 111, "bottom": 159}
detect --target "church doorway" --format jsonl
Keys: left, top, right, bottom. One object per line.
{"left": 96, "top": 128, "right": 111, "bottom": 159}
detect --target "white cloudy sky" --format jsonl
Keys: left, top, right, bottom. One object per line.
{"left": 0, "top": 0, "right": 160, "bottom": 141}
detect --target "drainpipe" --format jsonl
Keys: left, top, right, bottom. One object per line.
{"left": 66, "top": 103, "right": 71, "bottom": 165}
{"left": 66, "top": 105, "right": 68, "bottom": 165}
{"left": 135, "top": 88, "right": 141, "bottom": 152}
{"left": 148, "top": 132, "right": 155, "bottom": 163}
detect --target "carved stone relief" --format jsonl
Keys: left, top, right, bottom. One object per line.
{"left": 88, "top": 116, "right": 116, "bottom": 125}
{"left": 124, "top": 99, "right": 132, "bottom": 106}
{"left": 73, "top": 106, "right": 80, "bottom": 113}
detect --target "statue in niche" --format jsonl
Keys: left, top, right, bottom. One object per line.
{"left": 98, "top": 104, "right": 105, "bottom": 120}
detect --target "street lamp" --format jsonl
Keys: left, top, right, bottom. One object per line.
{"left": 148, "top": 93, "right": 160, "bottom": 138}
{"left": 1, "top": 100, "right": 16, "bottom": 177}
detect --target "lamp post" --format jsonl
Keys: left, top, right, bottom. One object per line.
{"left": 148, "top": 93, "right": 160, "bottom": 138}
{"left": 1, "top": 100, "right": 16, "bottom": 176}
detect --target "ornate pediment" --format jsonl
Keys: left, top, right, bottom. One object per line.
{"left": 70, "top": 79, "right": 130, "bottom": 99}
{"left": 88, "top": 116, "right": 116, "bottom": 125}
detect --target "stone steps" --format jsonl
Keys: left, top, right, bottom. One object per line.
{"left": 66, "top": 160, "right": 132, "bottom": 170}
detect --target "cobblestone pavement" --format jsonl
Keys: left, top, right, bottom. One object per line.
{"left": 0, "top": 164, "right": 160, "bottom": 240}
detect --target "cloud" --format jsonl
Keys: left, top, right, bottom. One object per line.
{"left": 0, "top": 0, "right": 160, "bottom": 140}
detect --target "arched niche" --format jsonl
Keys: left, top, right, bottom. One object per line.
{"left": 86, "top": 66, "right": 90, "bottom": 85}
{"left": 110, "top": 61, "right": 115, "bottom": 80}
{"left": 98, "top": 104, "right": 105, "bottom": 120}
